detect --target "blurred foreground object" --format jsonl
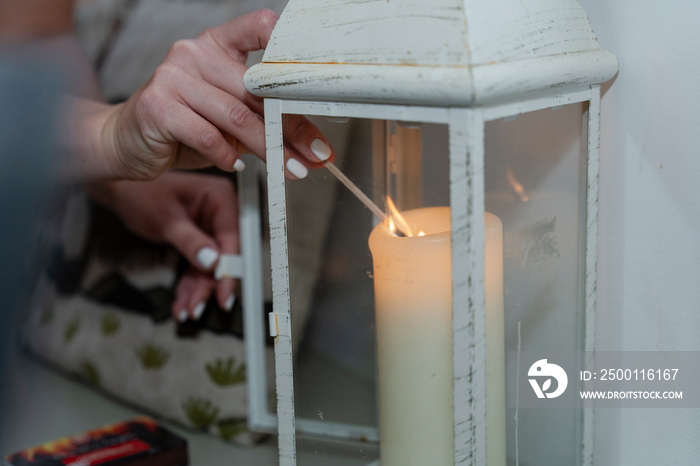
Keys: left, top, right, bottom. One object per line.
{"left": 0, "top": 54, "right": 63, "bottom": 420}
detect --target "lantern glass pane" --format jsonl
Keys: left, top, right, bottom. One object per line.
{"left": 282, "top": 115, "right": 452, "bottom": 464}
{"left": 485, "top": 102, "right": 588, "bottom": 466}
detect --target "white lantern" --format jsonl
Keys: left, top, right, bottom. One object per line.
{"left": 241, "top": 1, "right": 617, "bottom": 465}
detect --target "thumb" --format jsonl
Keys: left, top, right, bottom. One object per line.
{"left": 164, "top": 217, "right": 220, "bottom": 272}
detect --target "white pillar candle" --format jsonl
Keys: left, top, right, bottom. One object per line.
{"left": 485, "top": 211, "right": 506, "bottom": 466}
{"left": 369, "top": 207, "right": 505, "bottom": 466}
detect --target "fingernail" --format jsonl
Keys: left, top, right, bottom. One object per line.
{"left": 286, "top": 158, "right": 308, "bottom": 179}
{"left": 193, "top": 301, "right": 206, "bottom": 320}
{"left": 178, "top": 309, "right": 188, "bottom": 322}
{"left": 196, "top": 247, "right": 219, "bottom": 269}
{"left": 224, "top": 294, "right": 236, "bottom": 312}
{"left": 310, "top": 138, "right": 332, "bottom": 161}
{"left": 233, "top": 159, "right": 246, "bottom": 171}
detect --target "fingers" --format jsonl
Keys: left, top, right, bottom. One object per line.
{"left": 138, "top": 74, "right": 242, "bottom": 172}
{"left": 172, "top": 259, "right": 237, "bottom": 319}
{"left": 162, "top": 213, "right": 222, "bottom": 274}
{"left": 172, "top": 268, "right": 215, "bottom": 322}
{"left": 166, "top": 176, "right": 240, "bottom": 319}
{"left": 205, "top": 9, "right": 279, "bottom": 59}
{"left": 172, "top": 112, "right": 241, "bottom": 173}
{"left": 171, "top": 269, "right": 237, "bottom": 323}
{"left": 202, "top": 60, "right": 265, "bottom": 115}
{"left": 216, "top": 278, "right": 237, "bottom": 313}
{"left": 146, "top": 10, "right": 333, "bottom": 177}
{"left": 163, "top": 36, "right": 264, "bottom": 115}
{"left": 175, "top": 73, "right": 267, "bottom": 161}
{"left": 282, "top": 115, "right": 334, "bottom": 179}
{"left": 205, "top": 177, "right": 240, "bottom": 311}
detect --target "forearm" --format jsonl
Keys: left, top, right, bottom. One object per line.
{"left": 61, "top": 96, "right": 125, "bottom": 181}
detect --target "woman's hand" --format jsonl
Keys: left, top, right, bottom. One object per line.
{"left": 68, "top": 9, "right": 333, "bottom": 181}
{"left": 87, "top": 171, "right": 239, "bottom": 320}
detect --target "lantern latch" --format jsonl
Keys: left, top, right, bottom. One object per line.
{"left": 268, "top": 312, "right": 278, "bottom": 338}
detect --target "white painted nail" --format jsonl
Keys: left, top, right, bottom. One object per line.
{"left": 178, "top": 309, "right": 188, "bottom": 322}
{"left": 196, "top": 247, "right": 219, "bottom": 269}
{"left": 286, "top": 158, "right": 308, "bottom": 179}
{"left": 310, "top": 138, "right": 332, "bottom": 161}
{"left": 224, "top": 294, "right": 236, "bottom": 312}
{"left": 233, "top": 159, "right": 246, "bottom": 171}
{"left": 193, "top": 301, "right": 206, "bottom": 320}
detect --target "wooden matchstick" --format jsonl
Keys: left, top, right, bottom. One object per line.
{"left": 325, "top": 161, "right": 386, "bottom": 223}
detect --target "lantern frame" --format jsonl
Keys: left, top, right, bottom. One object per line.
{"left": 241, "top": 85, "right": 600, "bottom": 466}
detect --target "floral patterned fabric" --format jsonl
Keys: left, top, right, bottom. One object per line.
{"left": 23, "top": 188, "right": 272, "bottom": 444}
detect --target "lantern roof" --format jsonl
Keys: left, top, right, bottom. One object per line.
{"left": 244, "top": 0, "right": 618, "bottom": 106}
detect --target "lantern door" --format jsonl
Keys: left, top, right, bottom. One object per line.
{"left": 254, "top": 88, "right": 599, "bottom": 466}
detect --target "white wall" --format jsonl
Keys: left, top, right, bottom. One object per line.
{"left": 581, "top": 0, "right": 700, "bottom": 464}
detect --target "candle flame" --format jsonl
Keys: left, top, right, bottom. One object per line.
{"left": 385, "top": 197, "right": 415, "bottom": 237}
{"left": 506, "top": 166, "right": 529, "bottom": 202}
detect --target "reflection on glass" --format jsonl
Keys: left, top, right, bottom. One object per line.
{"left": 485, "top": 103, "right": 587, "bottom": 466}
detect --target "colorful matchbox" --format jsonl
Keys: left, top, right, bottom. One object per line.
{"left": 4, "top": 417, "right": 188, "bottom": 466}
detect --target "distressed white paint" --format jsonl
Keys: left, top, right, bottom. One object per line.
{"left": 295, "top": 418, "right": 379, "bottom": 442}
{"left": 238, "top": 155, "right": 278, "bottom": 433}
{"left": 264, "top": 98, "right": 297, "bottom": 466}
{"left": 583, "top": 84, "right": 600, "bottom": 466}
{"left": 264, "top": 0, "right": 468, "bottom": 65}
{"left": 482, "top": 88, "right": 592, "bottom": 122}
{"left": 262, "top": 0, "right": 599, "bottom": 67}
{"left": 580, "top": 1, "right": 700, "bottom": 465}
{"left": 280, "top": 99, "right": 450, "bottom": 123}
{"left": 448, "top": 108, "right": 487, "bottom": 465}
{"left": 246, "top": 53, "right": 617, "bottom": 106}
{"left": 252, "top": 1, "right": 618, "bottom": 464}
{"left": 244, "top": 0, "right": 617, "bottom": 105}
